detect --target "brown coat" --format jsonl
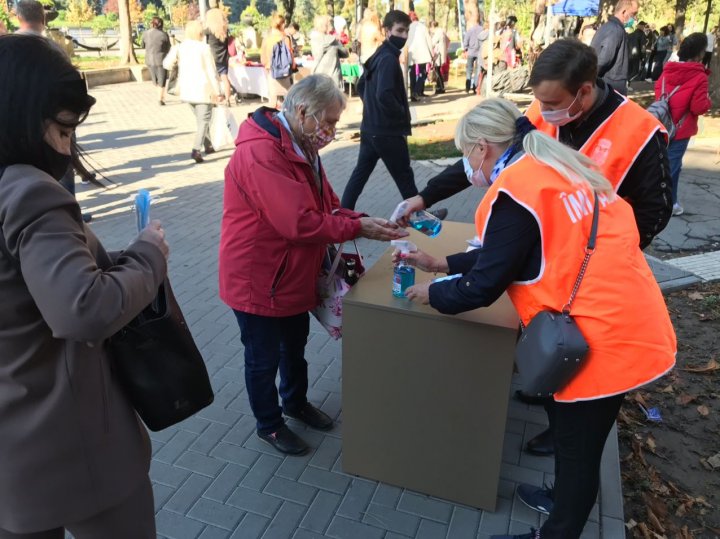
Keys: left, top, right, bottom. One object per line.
{"left": 0, "top": 165, "right": 167, "bottom": 533}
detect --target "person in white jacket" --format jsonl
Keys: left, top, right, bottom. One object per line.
{"left": 406, "top": 12, "right": 434, "bottom": 100}
{"left": 163, "top": 20, "right": 223, "bottom": 163}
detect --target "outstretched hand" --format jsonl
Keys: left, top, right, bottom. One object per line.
{"left": 359, "top": 217, "right": 409, "bottom": 241}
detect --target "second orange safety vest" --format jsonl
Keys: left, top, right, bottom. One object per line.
{"left": 525, "top": 95, "right": 667, "bottom": 192}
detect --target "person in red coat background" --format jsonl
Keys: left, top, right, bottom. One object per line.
{"left": 655, "top": 32, "right": 712, "bottom": 216}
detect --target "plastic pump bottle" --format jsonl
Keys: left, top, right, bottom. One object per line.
{"left": 391, "top": 240, "right": 417, "bottom": 298}
{"left": 389, "top": 201, "right": 442, "bottom": 237}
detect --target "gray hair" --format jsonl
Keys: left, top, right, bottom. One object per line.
{"left": 16, "top": 0, "right": 45, "bottom": 24}
{"left": 283, "top": 74, "right": 346, "bottom": 120}
{"left": 456, "top": 98, "right": 613, "bottom": 194}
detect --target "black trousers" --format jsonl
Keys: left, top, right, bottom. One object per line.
{"left": 341, "top": 133, "right": 418, "bottom": 210}
{"left": 540, "top": 393, "right": 625, "bottom": 538}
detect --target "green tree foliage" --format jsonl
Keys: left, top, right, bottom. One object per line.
{"left": 66, "top": 0, "right": 95, "bottom": 24}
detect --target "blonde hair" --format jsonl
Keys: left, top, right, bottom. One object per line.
{"left": 185, "top": 20, "right": 204, "bottom": 41}
{"left": 455, "top": 98, "right": 613, "bottom": 194}
{"left": 314, "top": 14, "right": 330, "bottom": 33}
{"left": 270, "top": 12, "right": 286, "bottom": 31}
{"left": 205, "top": 8, "right": 228, "bottom": 41}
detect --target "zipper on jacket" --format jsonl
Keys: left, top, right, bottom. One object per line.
{"left": 270, "top": 251, "right": 290, "bottom": 299}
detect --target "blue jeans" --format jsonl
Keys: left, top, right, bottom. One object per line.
{"left": 465, "top": 55, "right": 480, "bottom": 87}
{"left": 667, "top": 137, "right": 690, "bottom": 204}
{"left": 233, "top": 310, "right": 310, "bottom": 434}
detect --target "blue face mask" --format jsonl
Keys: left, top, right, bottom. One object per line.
{"left": 624, "top": 17, "right": 635, "bottom": 28}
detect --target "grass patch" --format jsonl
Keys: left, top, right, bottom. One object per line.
{"left": 408, "top": 138, "right": 462, "bottom": 160}
{"left": 74, "top": 55, "right": 145, "bottom": 71}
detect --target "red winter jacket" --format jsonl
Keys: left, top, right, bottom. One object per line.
{"left": 219, "top": 108, "right": 363, "bottom": 317}
{"left": 655, "top": 61, "right": 712, "bottom": 140}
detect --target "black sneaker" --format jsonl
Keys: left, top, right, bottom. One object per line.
{"left": 191, "top": 149, "right": 204, "bottom": 163}
{"left": 491, "top": 528, "right": 540, "bottom": 539}
{"left": 284, "top": 403, "right": 333, "bottom": 431}
{"left": 525, "top": 427, "right": 554, "bottom": 456}
{"left": 514, "top": 389, "right": 549, "bottom": 406}
{"left": 428, "top": 208, "right": 448, "bottom": 221}
{"left": 257, "top": 425, "right": 308, "bottom": 455}
{"left": 517, "top": 483, "right": 554, "bottom": 515}
{"left": 81, "top": 213, "right": 93, "bottom": 223}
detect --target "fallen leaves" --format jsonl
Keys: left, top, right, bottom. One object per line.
{"left": 676, "top": 393, "right": 697, "bottom": 405}
{"left": 688, "top": 291, "right": 705, "bottom": 300}
{"left": 678, "top": 358, "right": 720, "bottom": 373}
{"left": 697, "top": 404, "right": 710, "bottom": 416}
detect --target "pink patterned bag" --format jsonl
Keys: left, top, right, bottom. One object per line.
{"left": 311, "top": 242, "right": 364, "bottom": 340}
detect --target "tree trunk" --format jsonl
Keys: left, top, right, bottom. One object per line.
{"left": 673, "top": 0, "right": 689, "bottom": 38}
{"left": 326, "top": 0, "right": 334, "bottom": 17}
{"left": 429, "top": 0, "right": 435, "bottom": 23}
{"left": 465, "top": 0, "right": 478, "bottom": 25}
{"left": 118, "top": 0, "right": 138, "bottom": 65}
{"left": 281, "top": 0, "right": 295, "bottom": 24}
{"left": 710, "top": 22, "right": 720, "bottom": 107}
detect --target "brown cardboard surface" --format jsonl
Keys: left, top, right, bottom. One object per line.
{"left": 342, "top": 221, "right": 519, "bottom": 510}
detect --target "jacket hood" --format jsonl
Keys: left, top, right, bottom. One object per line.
{"left": 237, "top": 107, "right": 282, "bottom": 145}
{"left": 661, "top": 61, "right": 709, "bottom": 86}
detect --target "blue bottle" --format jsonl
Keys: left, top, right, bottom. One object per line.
{"left": 408, "top": 210, "right": 442, "bottom": 237}
{"left": 391, "top": 240, "right": 417, "bottom": 298}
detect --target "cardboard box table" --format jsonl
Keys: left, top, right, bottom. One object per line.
{"left": 341, "top": 221, "right": 519, "bottom": 511}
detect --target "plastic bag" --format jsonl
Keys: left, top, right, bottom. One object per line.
{"left": 209, "top": 106, "right": 237, "bottom": 150}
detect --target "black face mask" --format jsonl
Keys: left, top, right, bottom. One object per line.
{"left": 388, "top": 35, "right": 407, "bottom": 50}
{"left": 38, "top": 141, "right": 72, "bottom": 181}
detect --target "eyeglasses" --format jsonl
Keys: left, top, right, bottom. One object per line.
{"left": 52, "top": 109, "right": 89, "bottom": 129}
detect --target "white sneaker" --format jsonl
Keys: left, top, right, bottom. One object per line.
{"left": 672, "top": 203, "right": 684, "bottom": 216}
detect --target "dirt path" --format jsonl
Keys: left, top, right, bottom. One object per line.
{"left": 620, "top": 282, "right": 720, "bottom": 539}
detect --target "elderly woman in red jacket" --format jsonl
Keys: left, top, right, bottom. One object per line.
{"left": 219, "top": 74, "right": 406, "bottom": 456}
{"left": 656, "top": 32, "right": 712, "bottom": 216}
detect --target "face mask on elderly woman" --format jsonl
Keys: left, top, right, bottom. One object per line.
{"left": 303, "top": 114, "right": 336, "bottom": 152}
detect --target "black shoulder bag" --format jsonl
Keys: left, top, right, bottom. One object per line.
{"left": 514, "top": 193, "right": 599, "bottom": 397}
{"left": 108, "top": 278, "right": 215, "bottom": 431}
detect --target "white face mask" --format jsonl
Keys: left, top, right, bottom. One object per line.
{"left": 540, "top": 91, "right": 583, "bottom": 126}
{"left": 463, "top": 156, "right": 488, "bottom": 187}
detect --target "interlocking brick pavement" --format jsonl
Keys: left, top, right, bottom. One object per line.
{"left": 73, "top": 82, "right": 621, "bottom": 538}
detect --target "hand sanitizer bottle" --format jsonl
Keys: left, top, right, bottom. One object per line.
{"left": 389, "top": 201, "right": 442, "bottom": 238}
{"left": 391, "top": 240, "right": 417, "bottom": 298}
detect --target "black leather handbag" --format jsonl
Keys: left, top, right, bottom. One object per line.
{"left": 515, "top": 194, "right": 599, "bottom": 398}
{"left": 108, "top": 279, "right": 214, "bottom": 431}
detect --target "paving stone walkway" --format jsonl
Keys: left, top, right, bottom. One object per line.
{"left": 73, "top": 81, "right": 717, "bottom": 539}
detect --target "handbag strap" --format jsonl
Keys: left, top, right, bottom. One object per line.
{"left": 562, "top": 193, "right": 599, "bottom": 315}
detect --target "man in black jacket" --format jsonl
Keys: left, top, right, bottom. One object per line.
{"left": 340, "top": 10, "right": 416, "bottom": 211}
{"left": 590, "top": 0, "right": 639, "bottom": 95}
{"left": 401, "top": 41, "right": 671, "bottom": 252}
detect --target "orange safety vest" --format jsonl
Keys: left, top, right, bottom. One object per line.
{"left": 525, "top": 96, "right": 667, "bottom": 192}
{"left": 475, "top": 155, "right": 676, "bottom": 402}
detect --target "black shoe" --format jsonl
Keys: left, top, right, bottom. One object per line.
{"left": 410, "top": 94, "right": 420, "bottom": 102}
{"left": 428, "top": 208, "right": 448, "bottom": 220}
{"left": 80, "top": 172, "right": 96, "bottom": 185}
{"left": 257, "top": 425, "right": 308, "bottom": 455}
{"left": 514, "top": 389, "right": 549, "bottom": 406}
{"left": 191, "top": 149, "right": 204, "bottom": 163}
{"left": 434, "top": 88, "right": 445, "bottom": 95}
{"left": 517, "top": 483, "right": 554, "bottom": 515}
{"left": 81, "top": 213, "right": 93, "bottom": 223}
{"left": 159, "top": 100, "right": 165, "bottom": 106}
{"left": 284, "top": 403, "right": 334, "bottom": 431}
{"left": 204, "top": 144, "right": 216, "bottom": 155}
{"left": 491, "top": 528, "right": 540, "bottom": 539}
{"left": 525, "top": 427, "right": 554, "bottom": 456}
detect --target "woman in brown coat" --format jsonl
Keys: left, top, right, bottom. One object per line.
{"left": 0, "top": 35, "right": 169, "bottom": 538}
